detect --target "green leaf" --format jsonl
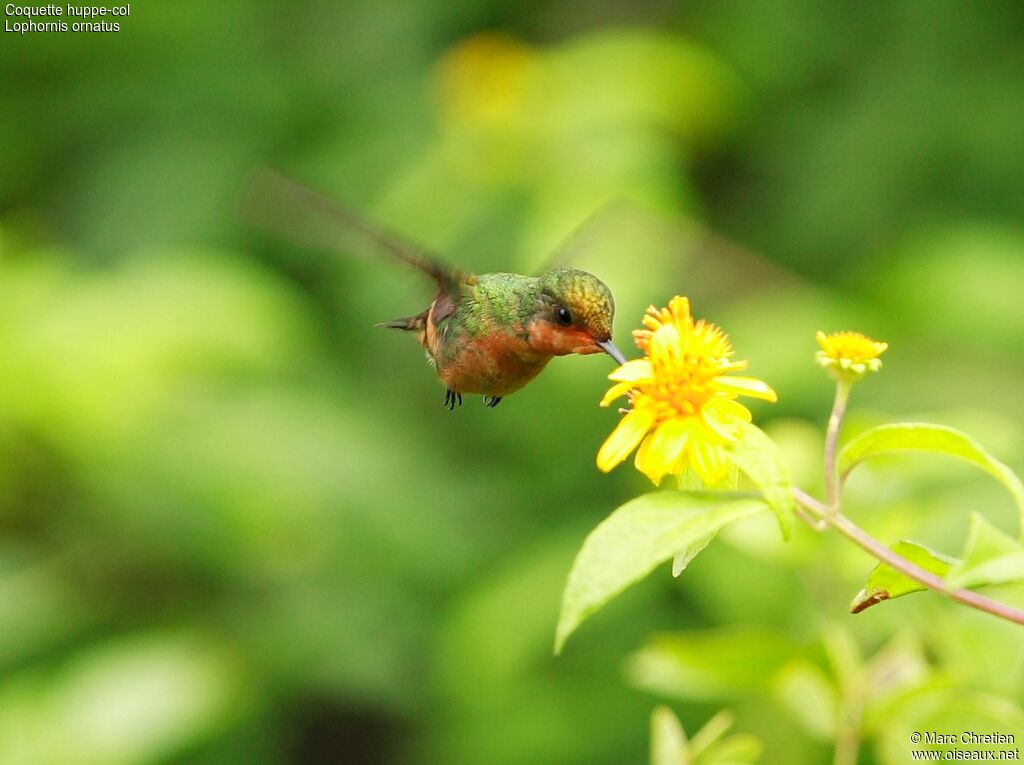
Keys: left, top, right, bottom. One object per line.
{"left": 672, "top": 534, "right": 715, "bottom": 577}
{"left": 699, "top": 733, "right": 763, "bottom": 764}
{"left": 651, "top": 705, "right": 689, "bottom": 765}
{"left": 729, "top": 423, "right": 795, "bottom": 540}
{"left": 850, "top": 518, "right": 1024, "bottom": 613}
{"left": 0, "top": 633, "right": 242, "bottom": 765}
{"left": 947, "top": 513, "right": 1024, "bottom": 589}
{"left": 625, "top": 628, "right": 796, "bottom": 700}
{"left": 837, "top": 423, "right": 1024, "bottom": 539}
{"left": 554, "top": 493, "right": 767, "bottom": 653}
{"left": 772, "top": 660, "right": 838, "bottom": 739}
{"left": 677, "top": 462, "right": 740, "bottom": 492}
{"left": 850, "top": 541, "right": 954, "bottom": 613}
{"left": 688, "top": 710, "right": 735, "bottom": 759}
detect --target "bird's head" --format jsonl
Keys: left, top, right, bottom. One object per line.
{"left": 527, "top": 268, "right": 626, "bottom": 364}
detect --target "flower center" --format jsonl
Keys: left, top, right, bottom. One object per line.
{"left": 821, "top": 331, "right": 886, "bottom": 362}
{"left": 639, "top": 326, "right": 733, "bottom": 418}
{"left": 832, "top": 342, "right": 874, "bottom": 361}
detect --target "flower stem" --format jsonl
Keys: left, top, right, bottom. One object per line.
{"left": 832, "top": 711, "right": 862, "bottom": 765}
{"left": 823, "top": 380, "right": 851, "bottom": 509}
{"left": 825, "top": 629, "right": 864, "bottom": 765}
{"left": 793, "top": 487, "right": 1024, "bottom": 626}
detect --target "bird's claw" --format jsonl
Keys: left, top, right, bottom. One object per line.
{"left": 484, "top": 396, "right": 503, "bottom": 408}
{"left": 444, "top": 389, "right": 463, "bottom": 411}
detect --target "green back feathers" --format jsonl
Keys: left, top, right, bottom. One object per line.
{"left": 458, "top": 273, "right": 540, "bottom": 336}
{"left": 450, "top": 268, "right": 615, "bottom": 339}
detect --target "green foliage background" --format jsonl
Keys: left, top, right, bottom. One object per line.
{"left": 1, "top": 2, "right": 1023, "bottom": 763}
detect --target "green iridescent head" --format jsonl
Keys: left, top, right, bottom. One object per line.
{"left": 530, "top": 268, "right": 625, "bottom": 363}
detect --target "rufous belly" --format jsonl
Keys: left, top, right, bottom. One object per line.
{"left": 435, "top": 335, "right": 551, "bottom": 395}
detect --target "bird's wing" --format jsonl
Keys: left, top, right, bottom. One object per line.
{"left": 527, "top": 199, "right": 627, "bottom": 275}
{"left": 241, "top": 167, "right": 475, "bottom": 295}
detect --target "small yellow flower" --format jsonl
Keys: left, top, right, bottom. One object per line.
{"left": 815, "top": 330, "right": 888, "bottom": 381}
{"left": 597, "top": 296, "right": 777, "bottom": 486}
{"left": 434, "top": 33, "right": 538, "bottom": 132}
{"left": 433, "top": 33, "right": 540, "bottom": 183}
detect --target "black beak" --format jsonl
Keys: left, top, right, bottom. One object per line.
{"left": 597, "top": 339, "right": 627, "bottom": 365}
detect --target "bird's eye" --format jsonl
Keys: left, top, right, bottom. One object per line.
{"left": 556, "top": 306, "right": 572, "bottom": 326}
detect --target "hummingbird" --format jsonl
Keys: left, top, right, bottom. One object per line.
{"left": 245, "top": 170, "right": 628, "bottom": 409}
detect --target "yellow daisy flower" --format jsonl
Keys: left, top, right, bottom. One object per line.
{"left": 597, "top": 296, "right": 777, "bottom": 486}
{"left": 815, "top": 330, "right": 888, "bottom": 381}
{"left": 435, "top": 34, "right": 538, "bottom": 132}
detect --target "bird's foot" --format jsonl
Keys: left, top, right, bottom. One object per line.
{"left": 484, "top": 396, "right": 503, "bottom": 408}
{"left": 443, "top": 389, "right": 463, "bottom": 411}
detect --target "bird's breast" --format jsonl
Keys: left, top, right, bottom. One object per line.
{"left": 434, "top": 332, "right": 551, "bottom": 396}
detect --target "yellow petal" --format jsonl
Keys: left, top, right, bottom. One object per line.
{"left": 596, "top": 408, "right": 655, "bottom": 472}
{"left": 689, "top": 430, "right": 730, "bottom": 484}
{"left": 701, "top": 403, "right": 741, "bottom": 443}
{"left": 709, "top": 396, "right": 753, "bottom": 424}
{"left": 649, "top": 324, "right": 682, "bottom": 364}
{"left": 667, "top": 295, "right": 692, "bottom": 326}
{"left": 632, "top": 328, "right": 654, "bottom": 350}
{"left": 599, "top": 381, "right": 635, "bottom": 407}
{"left": 711, "top": 376, "right": 778, "bottom": 402}
{"left": 815, "top": 330, "right": 831, "bottom": 354}
{"left": 720, "top": 360, "right": 749, "bottom": 373}
{"left": 663, "top": 419, "right": 691, "bottom": 473}
{"left": 634, "top": 417, "right": 690, "bottom": 486}
{"left": 608, "top": 359, "right": 653, "bottom": 383}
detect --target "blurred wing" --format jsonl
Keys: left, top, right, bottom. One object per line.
{"left": 531, "top": 198, "right": 791, "bottom": 302}
{"left": 528, "top": 199, "right": 628, "bottom": 275}
{"left": 240, "top": 167, "right": 471, "bottom": 293}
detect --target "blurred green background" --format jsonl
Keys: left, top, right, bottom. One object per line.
{"left": 2, "top": 2, "right": 1024, "bottom": 763}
